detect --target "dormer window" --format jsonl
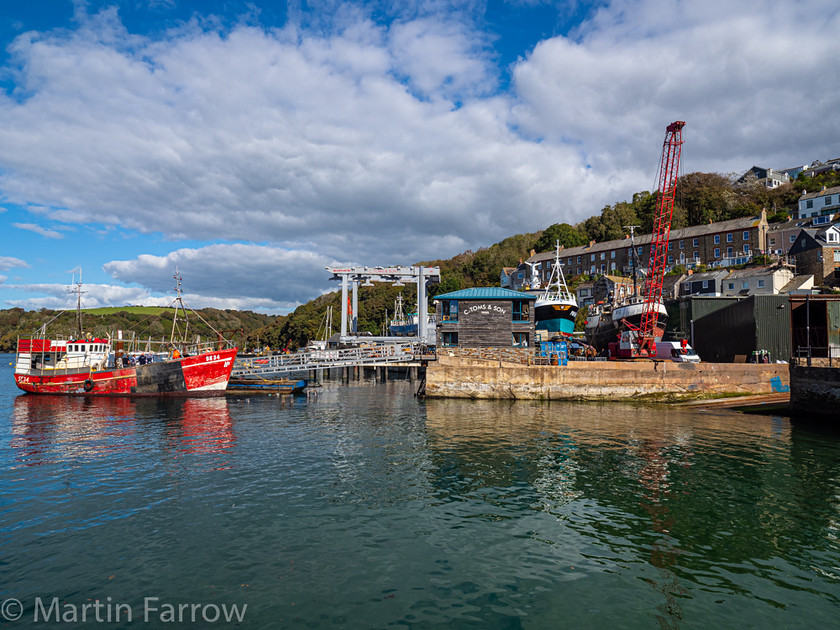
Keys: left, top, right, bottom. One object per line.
{"left": 828, "top": 232, "right": 839, "bottom": 243}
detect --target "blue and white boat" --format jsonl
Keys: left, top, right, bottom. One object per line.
{"left": 533, "top": 241, "right": 579, "bottom": 335}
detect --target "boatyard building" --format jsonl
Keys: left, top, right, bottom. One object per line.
{"left": 434, "top": 288, "right": 536, "bottom": 349}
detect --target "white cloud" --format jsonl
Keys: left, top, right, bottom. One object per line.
{"left": 12, "top": 223, "right": 64, "bottom": 239}
{"left": 0, "top": 256, "right": 29, "bottom": 271}
{"left": 0, "top": 4, "right": 611, "bottom": 269}
{"left": 510, "top": 0, "right": 840, "bottom": 177}
{"left": 103, "top": 243, "right": 341, "bottom": 310}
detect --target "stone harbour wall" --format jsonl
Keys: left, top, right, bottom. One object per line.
{"left": 789, "top": 364, "right": 840, "bottom": 418}
{"left": 426, "top": 352, "right": 789, "bottom": 401}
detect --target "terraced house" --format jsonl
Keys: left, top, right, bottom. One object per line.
{"left": 508, "top": 211, "right": 769, "bottom": 289}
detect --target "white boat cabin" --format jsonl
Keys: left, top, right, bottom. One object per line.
{"left": 16, "top": 338, "right": 112, "bottom": 375}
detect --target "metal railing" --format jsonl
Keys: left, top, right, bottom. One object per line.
{"left": 232, "top": 341, "right": 430, "bottom": 376}
{"left": 792, "top": 346, "right": 838, "bottom": 368}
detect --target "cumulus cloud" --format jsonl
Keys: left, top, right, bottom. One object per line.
{"left": 6, "top": 282, "right": 162, "bottom": 311}
{"left": 0, "top": 3, "right": 607, "bottom": 267}
{"left": 103, "top": 243, "right": 342, "bottom": 310}
{"left": 510, "top": 0, "right": 840, "bottom": 176}
{"left": 0, "top": 256, "right": 29, "bottom": 271}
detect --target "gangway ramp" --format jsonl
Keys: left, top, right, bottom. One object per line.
{"left": 232, "top": 341, "right": 428, "bottom": 377}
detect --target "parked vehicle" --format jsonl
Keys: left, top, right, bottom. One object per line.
{"left": 655, "top": 340, "right": 700, "bottom": 363}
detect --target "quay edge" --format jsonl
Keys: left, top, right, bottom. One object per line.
{"left": 426, "top": 353, "right": 789, "bottom": 402}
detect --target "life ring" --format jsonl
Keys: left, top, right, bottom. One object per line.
{"left": 83, "top": 378, "right": 94, "bottom": 392}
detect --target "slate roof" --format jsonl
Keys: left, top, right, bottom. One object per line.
{"left": 433, "top": 287, "right": 536, "bottom": 301}
{"left": 526, "top": 213, "right": 766, "bottom": 264}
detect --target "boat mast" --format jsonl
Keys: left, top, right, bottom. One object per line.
{"left": 69, "top": 270, "right": 87, "bottom": 338}
{"left": 170, "top": 269, "right": 185, "bottom": 346}
{"left": 624, "top": 225, "right": 640, "bottom": 298}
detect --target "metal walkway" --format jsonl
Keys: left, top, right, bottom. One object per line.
{"left": 232, "top": 341, "right": 429, "bottom": 377}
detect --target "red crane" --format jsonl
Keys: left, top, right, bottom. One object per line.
{"left": 611, "top": 121, "right": 684, "bottom": 359}
{"left": 639, "top": 121, "right": 685, "bottom": 355}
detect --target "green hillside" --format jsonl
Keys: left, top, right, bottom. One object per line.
{"left": 0, "top": 306, "right": 280, "bottom": 353}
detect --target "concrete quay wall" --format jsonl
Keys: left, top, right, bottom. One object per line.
{"left": 426, "top": 354, "right": 789, "bottom": 401}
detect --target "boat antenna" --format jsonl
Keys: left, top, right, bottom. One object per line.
{"left": 624, "top": 225, "right": 640, "bottom": 298}
{"left": 68, "top": 269, "right": 87, "bottom": 339}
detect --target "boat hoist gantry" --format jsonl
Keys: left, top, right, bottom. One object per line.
{"left": 326, "top": 265, "right": 441, "bottom": 341}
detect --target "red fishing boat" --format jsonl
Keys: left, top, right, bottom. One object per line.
{"left": 13, "top": 273, "right": 237, "bottom": 397}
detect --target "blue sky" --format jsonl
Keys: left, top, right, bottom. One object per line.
{"left": 1, "top": 0, "right": 838, "bottom": 313}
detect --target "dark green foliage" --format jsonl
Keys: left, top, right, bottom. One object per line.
{"left": 793, "top": 169, "right": 840, "bottom": 194}
{"left": 0, "top": 306, "right": 278, "bottom": 353}
{"left": 534, "top": 223, "right": 586, "bottom": 252}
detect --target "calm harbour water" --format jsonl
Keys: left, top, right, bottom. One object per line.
{"left": 1, "top": 353, "right": 839, "bottom": 629}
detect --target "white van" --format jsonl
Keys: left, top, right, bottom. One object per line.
{"left": 655, "top": 340, "right": 701, "bottom": 363}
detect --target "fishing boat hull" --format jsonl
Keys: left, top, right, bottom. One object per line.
{"left": 534, "top": 300, "right": 578, "bottom": 335}
{"left": 14, "top": 348, "right": 238, "bottom": 397}
{"left": 585, "top": 302, "right": 669, "bottom": 352}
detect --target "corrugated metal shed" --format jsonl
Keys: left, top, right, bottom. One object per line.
{"left": 673, "top": 296, "right": 741, "bottom": 337}
{"left": 692, "top": 295, "right": 790, "bottom": 362}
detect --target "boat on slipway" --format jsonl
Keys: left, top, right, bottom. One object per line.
{"left": 13, "top": 274, "right": 237, "bottom": 396}
{"left": 533, "top": 241, "right": 579, "bottom": 336}
{"left": 585, "top": 298, "right": 669, "bottom": 352}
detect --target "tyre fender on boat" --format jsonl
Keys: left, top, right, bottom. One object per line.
{"left": 83, "top": 378, "right": 94, "bottom": 392}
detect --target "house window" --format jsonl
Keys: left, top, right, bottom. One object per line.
{"left": 744, "top": 243, "right": 750, "bottom": 253}
{"left": 727, "top": 247, "right": 733, "bottom": 258}
{"left": 714, "top": 248, "right": 720, "bottom": 258}
{"left": 807, "top": 200, "right": 814, "bottom": 208}
{"left": 610, "top": 262, "right": 616, "bottom": 271}
{"left": 679, "top": 240, "right": 684, "bottom": 249}
{"left": 769, "top": 237, "right": 776, "bottom": 246}
{"left": 757, "top": 280, "right": 765, "bottom": 288}
{"left": 668, "top": 242, "right": 673, "bottom": 251}
{"left": 693, "top": 238, "right": 699, "bottom": 247}
{"left": 728, "top": 282, "right": 734, "bottom": 290}
{"left": 743, "top": 230, "right": 749, "bottom": 240}
{"left": 600, "top": 252, "right": 605, "bottom": 260}
{"left": 826, "top": 196, "right": 832, "bottom": 205}
{"left": 714, "top": 235, "right": 720, "bottom": 244}
{"left": 742, "top": 281, "right": 749, "bottom": 289}
{"left": 790, "top": 235, "right": 796, "bottom": 243}
{"left": 568, "top": 258, "right": 573, "bottom": 266}
{"left": 441, "top": 300, "right": 458, "bottom": 322}
{"left": 828, "top": 232, "right": 839, "bottom": 243}
{"left": 693, "top": 251, "right": 700, "bottom": 262}
{"left": 610, "top": 250, "right": 615, "bottom": 259}
{"left": 702, "top": 280, "right": 709, "bottom": 289}
{"left": 577, "top": 256, "right": 581, "bottom": 264}
{"left": 442, "top": 332, "right": 459, "bottom": 347}
{"left": 637, "top": 246, "right": 643, "bottom": 256}
{"left": 667, "top": 255, "right": 673, "bottom": 265}
{"left": 512, "top": 332, "right": 529, "bottom": 347}
{"left": 726, "top": 233, "right": 733, "bottom": 242}
{"left": 591, "top": 254, "right": 596, "bottom": 262}
{"left": 512, "top": 300, "right": 529, "bottom": 322}
{"left": 600, "top": 264, "right": 606, "bottom": 273}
